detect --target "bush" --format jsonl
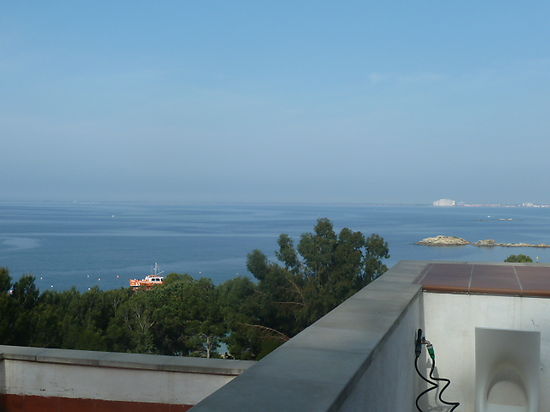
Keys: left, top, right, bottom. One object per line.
{"left": 504, "top": 254, "right": 533, "bottom": 263}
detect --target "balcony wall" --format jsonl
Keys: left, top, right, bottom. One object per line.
{"left": 424, "top": 292, "right": 550, "bottom": 411}
{"left": 0, "top": 346, "right": 254, "bottom": 412}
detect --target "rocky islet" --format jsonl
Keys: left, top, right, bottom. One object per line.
{"left": 417, "top": 235, "right": 550, "bottom": 248}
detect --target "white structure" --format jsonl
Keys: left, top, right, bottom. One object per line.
{"left": 424, "top": 292, "right": 545, "bottom": 411}
{"left": 433, "top": 198, "right": 456, "bottom": 207}
{"left": 475, "top": 328, "right": 539, "bottom": 412}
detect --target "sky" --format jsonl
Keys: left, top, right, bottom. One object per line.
{"left": 1, "top": 1, "right": 550, "bottom": 204}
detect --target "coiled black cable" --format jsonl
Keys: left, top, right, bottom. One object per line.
{"left": 414, "top": 354, "right": 438, "bottom": 412}
{"left": 429, "top": 359, "right": 460, "bottom": 411}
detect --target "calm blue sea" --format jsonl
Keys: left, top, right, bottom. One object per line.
{"left": 1, "top": 202, "right": 550, "bottom": 292}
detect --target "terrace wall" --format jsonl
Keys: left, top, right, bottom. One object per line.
{"left": 0, "top": 346, "right": 254, "bottom": 412}
{"left": 192, "top": 260, "right": 425, "bottom": 411}
{"left": 424, "top": 292, "right": 550, "bottom": 412}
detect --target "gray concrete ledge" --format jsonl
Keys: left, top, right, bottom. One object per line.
{"left": 192, "top": 261, "right": 426, "bottom": 412}
{"left": 0, "top": 345, "right": 255, "bottom": 376}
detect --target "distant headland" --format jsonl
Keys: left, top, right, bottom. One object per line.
{"left": 417, "top": 235, "right": 550, "bottom": 248}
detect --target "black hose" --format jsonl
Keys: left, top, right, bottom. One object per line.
{"left": 429, "top": 359, "right": 460, "bottom": 411}
{"left": 414, "top": 354, "right": 438, "bottom": 412}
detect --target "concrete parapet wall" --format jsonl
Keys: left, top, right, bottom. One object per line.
{"left": 0, "top": 346, "right": 254, "bottom": 411}
{"left": 338, "top": 291, "right": 422, "bottom": 411}
{"left": 192, "top": 260, "right": 425, "bottom": 411}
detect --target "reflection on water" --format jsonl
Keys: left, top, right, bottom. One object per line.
{"left": 1, "top": 237, "right": 41, "bottom": 251}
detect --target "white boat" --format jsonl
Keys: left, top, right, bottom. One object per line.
{"left": 129, "top": 263, "right": 165, "bottom": 289}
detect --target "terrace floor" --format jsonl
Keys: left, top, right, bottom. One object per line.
{"left": 416, "top": 261, "right": 550, "bottom": 297}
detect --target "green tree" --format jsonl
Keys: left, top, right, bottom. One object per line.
{"left": 146, "top": 276, "right": 226, "bottom": 357}
{"left": 163, "top": 273, "right": 192, "bottom": 285}
{"left": 118, "top": 290, "right": 157, "bottom": 353}
{"left": 246, "top": 250, "right": 270, "bottom": 280}
{"left": 32, "top": 290, "right": 66, "bottom": 348}
{"left": 0, "top": 268, "right": 15, "bottom": 344}
{"left": 245, "top": 218, "right": 390, "bottom": 355}
{"left": 104, "top": 288, "right": 134, "bottom": 352}
{"left": 12, "top": 275, "right": 39, "bottom": 310}
{"left": 0, "top": 219, "right": 389, "bottom": 361}
{"left": 505, "top": 254, "right": 533, "bottom": 263}
{"left": 10, "top": 275, "right": 40, "bottom": 345}
{"left": 0, "top": 267, "right": 11, "bottom": 293}
{"left": 218, "top": 277, "right": 263, "bottom": 359}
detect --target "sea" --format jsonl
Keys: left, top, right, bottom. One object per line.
{"left": 2, "top": 201, "right": 550, "bottom": 292}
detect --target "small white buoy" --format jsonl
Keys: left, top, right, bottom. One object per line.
{"left": 40, "top": 276, "right": 43, "bottom": 280}
{"left": 98, "top": 277, "right": 101, "bottom": 281}
{"left": 50, "top": 285, "right": 54, "bottom": 288}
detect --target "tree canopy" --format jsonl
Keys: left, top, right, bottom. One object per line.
{"left": 246, "top": 218, "right": 389, "bottom": 346}
{"left": 0, "top": 218, "right": 389, "bottom": 360}
{"left": 504, "top": 254, "right": 533, "bottom": 263}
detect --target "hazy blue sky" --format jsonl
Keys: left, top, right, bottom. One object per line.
{"left": 2, "top": 1, "right": 549, "bottom": 203}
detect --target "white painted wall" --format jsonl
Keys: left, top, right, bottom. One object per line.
{"left": 0, "top": 348, "right": 254, "bottom": 406}
{"left": 423, "top": 293, "right": 550, "bottom": 412}
{"left": 2, "top": 359, "right": 235, "bottom": 405}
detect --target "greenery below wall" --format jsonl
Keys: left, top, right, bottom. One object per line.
{"left": 0, "top": 218, "right": 389, "bottom": 360}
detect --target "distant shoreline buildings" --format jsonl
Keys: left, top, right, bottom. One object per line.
{"left": 521, "top": 202, "right": 550, "bottom": 208}
{"left": 433, "top": 199, "right": 456, "bottom": 207}
{"left": 432, "top": 199, "right": 550, "bottom": 208}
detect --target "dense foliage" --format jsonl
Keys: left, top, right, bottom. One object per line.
{"left": 504, "top": 254, "right": 533, "bottom": 263}
{"left": 0, "top": 219, "right": 389, "bottom": 360}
